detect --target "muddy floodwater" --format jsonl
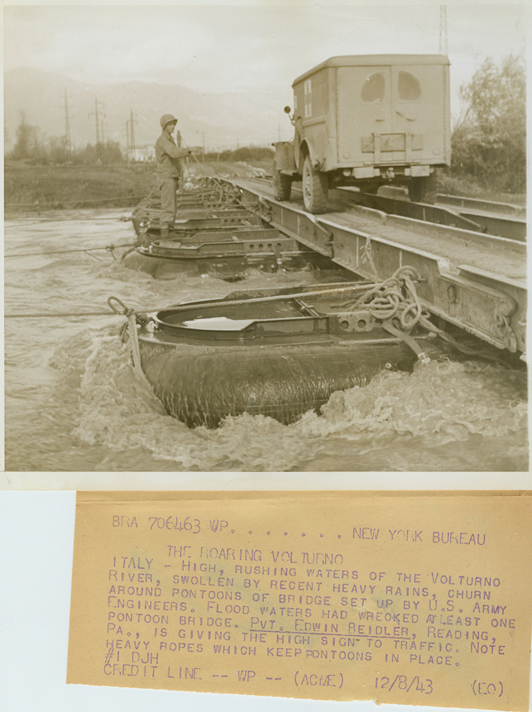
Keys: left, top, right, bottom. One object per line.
{"left": 4, "top": 209, "right": 528, "bottom": 472}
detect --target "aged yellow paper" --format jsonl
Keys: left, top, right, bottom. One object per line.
{"left": 68, "top": 492, "right": 531, "bottom": 710}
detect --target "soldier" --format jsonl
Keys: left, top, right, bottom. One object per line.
{"left": 155, "top": 113, "right": 202, "bottom": 238}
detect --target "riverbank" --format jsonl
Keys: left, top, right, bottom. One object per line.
{"left": 4, "top": 161, "right": 157, "bottom": 212}
{"left": 4, "top": 159, "right": 272, "bottom": 214}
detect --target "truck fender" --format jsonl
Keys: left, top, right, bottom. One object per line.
{"left": 294, "top": 119, "right": 321, "bottom": 171}
{"left": 293, "top": 119, "right": 305, "bottom": 171}
{"left": 273, "top": 142, "right": 296, "bottom": 172}
{"left": 298, "top": 138, "right": 322, "bottom": 171}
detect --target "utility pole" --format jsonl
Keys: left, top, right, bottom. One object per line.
{"left": 439, "top": 5, "right": 448, "bottom": 55}
{"left": 62, "top": 88, "right": 72, "bottom": 155}
{"left": 124, "top": 120, "right": 130, "bottom": 160}
{"left": 129, "top": 109, "right": 137, "bottom": 161}
{"left": 89, "top": 98, "right": 105, "bottom": 161}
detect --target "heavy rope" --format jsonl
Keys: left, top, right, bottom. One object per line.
{"left": 344, "top": 265, "right": 510, "bottom": 365}
{"left": 8, "top": 215, "right": 133, "bottom": 225}
{"left": 338, "top": 265, "right": 431, "bottom": 363}
{"left": 5, "top": 309, "right": 118, "bottom": 319}
{"left": 6, "top": 296, "right": 153, "bottom": 320}
{"left": 142, "top": 282, "right": 372, "bottom": 314}
{"left": 5, "top": 243, "right": 136, "bottom": 258}
{"left": 348, "top": 265, "right": 425, "bottom": 327}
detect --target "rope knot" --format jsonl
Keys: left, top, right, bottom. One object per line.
{"left": 107, "top": 296, "right": 134, "bottom": 317}
{"left": 346, "top": 265, "right": 425, "bottom": 331}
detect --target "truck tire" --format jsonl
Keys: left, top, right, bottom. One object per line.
{"left": 408, "top": 173, "right": 437, "bottom": 204}
{"left": 273, "top": 170, "right": 292, "bottom": 201}
{"left": 302, "top": 154, "right": 329, "bottom": 213}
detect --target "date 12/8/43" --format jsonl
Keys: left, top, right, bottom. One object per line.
{"left": 375, "top": 675, "right": 433, "bottom": 694}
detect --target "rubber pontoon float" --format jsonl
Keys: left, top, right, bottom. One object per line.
{"left": 123, "top": 274, "right": 451, "bottom": 428}
{"left": 122, "top": 225, "right": 336, "bottom": 279}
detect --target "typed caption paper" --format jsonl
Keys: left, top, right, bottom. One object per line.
{"left": 67, "top": 491, "right": 532, "bottom": 709}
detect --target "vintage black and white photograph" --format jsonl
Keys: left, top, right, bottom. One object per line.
{"left": 4, "top": 0, "right": 528, "bottom": 473}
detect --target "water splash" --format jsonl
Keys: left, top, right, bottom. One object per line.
{"left": 5, "top": 210, "right": 528, "bottom": 472}
{"left": 298, "top": 360, "right": 527, "bottom": 442}
{"left": 68, "top": 327, "right": 527, "bottom": 472}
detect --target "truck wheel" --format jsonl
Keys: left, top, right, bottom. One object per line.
{"left": 273, "top": 170, "right": 292, "bottom": 201}
{"left": 408, "top": 174, "right": 437, "bottom": 204}
{"left": 302, "top": 154, "right": 329, "bottom": 213}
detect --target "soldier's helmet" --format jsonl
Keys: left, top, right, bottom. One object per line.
{"left": 160, "top": 114, "right": 178, "bottom": 129}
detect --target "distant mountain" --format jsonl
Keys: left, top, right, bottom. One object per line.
{"left": 4, "top": 67, "right": 294, "bottom": 154}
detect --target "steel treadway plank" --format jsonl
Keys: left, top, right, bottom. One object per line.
{"left": 365, "top": 185, "right": 526, "bottom": 241}
{"left": 235, "top": 177, "right": 525, "bottom": 283}
{"left": 227, "top": 178, "right": 527, "bottom": 355}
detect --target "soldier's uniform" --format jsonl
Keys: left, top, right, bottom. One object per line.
{"left": 155, "top": 114, "right": 192, "bottom": 235}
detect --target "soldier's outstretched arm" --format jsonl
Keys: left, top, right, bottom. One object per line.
{"left": 161, "top": 135, "right": 194, "bottom": 159}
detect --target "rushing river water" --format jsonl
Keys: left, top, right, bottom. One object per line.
{"left": 4, "top": 208, "right": 528, "bottom": 472}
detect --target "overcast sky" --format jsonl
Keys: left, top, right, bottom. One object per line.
{"left": 3, "top": 1, "right": 529, "bottom": 115}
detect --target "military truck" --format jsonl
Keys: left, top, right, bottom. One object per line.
{"left": 273, "top": 55, "right": 451, "bottom": 213}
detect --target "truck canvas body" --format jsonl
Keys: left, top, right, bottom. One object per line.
{"left": 273, "top": 54, "right": 451, "bottom": 213}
